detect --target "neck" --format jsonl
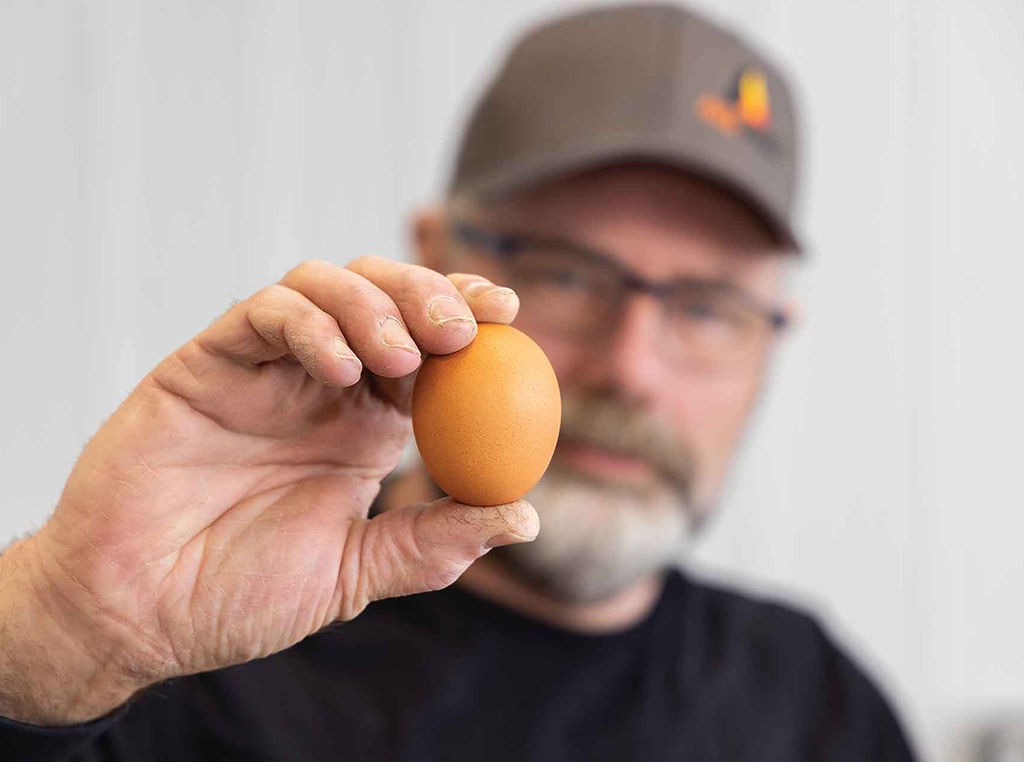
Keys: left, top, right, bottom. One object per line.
{"left": 382, "top": 466, "right": 665, "bottom": 633}
{"left": 459, "top": 554, "right": 664, "bottom": 634}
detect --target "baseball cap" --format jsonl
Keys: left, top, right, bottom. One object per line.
{"left": 449, "top": 2, "right": 802, "bottom": 250}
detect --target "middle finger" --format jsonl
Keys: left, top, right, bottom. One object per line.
{"left": 347, "top": 256, "right": 480, "bottom": 357}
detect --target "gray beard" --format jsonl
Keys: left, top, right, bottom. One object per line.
{"left": 494, "top": 466, "right": 694, "bottom": 604}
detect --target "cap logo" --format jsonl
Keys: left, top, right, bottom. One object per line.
{"left": 696, "top": 68, "right": 773, "bottom": 138}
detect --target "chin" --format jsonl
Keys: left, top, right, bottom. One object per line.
{"left": 496, "top": 466, "right": 695, "bottom": 605}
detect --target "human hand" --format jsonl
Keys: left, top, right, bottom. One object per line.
{"left": 0, "top": 258, "right": 537, "bottom": 724}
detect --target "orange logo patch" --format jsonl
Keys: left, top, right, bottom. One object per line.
{"left": 696, "top": 69, "right": 772, "bottom": 136}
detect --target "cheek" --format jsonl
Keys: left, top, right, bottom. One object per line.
{"left": 666, "top": 373, "right": 764, "bottom": 484}
{"left": 512, "top": 318, "right": 589, "bottom": 384}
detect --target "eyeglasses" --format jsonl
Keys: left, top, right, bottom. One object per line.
{"left": 452, "top": 221, "right": 788, "bottom": 373}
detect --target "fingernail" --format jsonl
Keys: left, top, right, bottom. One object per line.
{"left": 468, "top": 283, "right": 517, "bottom": 301}
{"left": 463, "top": 279, "right": 494, "bottom": 294}
{"left": 427, "top": 295, "right": 476, "bottom": 328}
{"left": 464, "top": 279, "right": 514, "bottom": 296}
{"left": 333, "top": 337, "right": 362, "bottom": 366}
{"left": 379, "top": 316, "right": 420, "bottom": 355}
{"left": 485, "top": 529, "right": 538, "bottom": 549}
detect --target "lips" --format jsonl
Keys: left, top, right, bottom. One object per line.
{"left": 554, "top": 393, "right": 695, "bottom": 500}
{"left": 554, "top": 440, "right": 657, "bottom": 485}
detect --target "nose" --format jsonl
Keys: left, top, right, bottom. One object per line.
{"left": 577, "top": 294, "right": 669, "bottom": 405}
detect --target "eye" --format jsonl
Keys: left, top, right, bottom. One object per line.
{"left": 548, "top": 268, "right": 589, "bottom": 291}
{"left": 518, "top": 262, "right": 591, "bottom": 293}
{"left": 681, "top": 299, "right": 728, "bottom": 322}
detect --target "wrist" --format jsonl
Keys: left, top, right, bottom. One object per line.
{"left": 0, "top": 536, "right": 146, "bottom": 725}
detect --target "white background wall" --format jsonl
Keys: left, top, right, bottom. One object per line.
{"left": 1, "top": 1, "right": 1022, "bottom": 759}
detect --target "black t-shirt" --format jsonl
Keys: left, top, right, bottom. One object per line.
{"left": 1, "top": 569, "right": 915, "bottom": 761}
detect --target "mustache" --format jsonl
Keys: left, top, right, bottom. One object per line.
{"left": 556, "top": 393, "right": 695, "bottom": 497}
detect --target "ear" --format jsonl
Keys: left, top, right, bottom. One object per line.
{"left": 411, "top": 206, "right": 448, "bottom": 272}
{"left": 780, "top": 297, "right": 803, "bottom": 333}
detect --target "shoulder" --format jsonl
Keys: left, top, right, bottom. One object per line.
{"left": 682, "top": 571, "right": 833, "bottom": 666}
{"left": 671, "top": 570, "right": 917, "bottom": 760}
{"left": 671, "top": 571, "right": 836, "bottom": 699}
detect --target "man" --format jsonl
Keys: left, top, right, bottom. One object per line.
{"left": 0, "top": 4, "right": 915, "bottom": 760}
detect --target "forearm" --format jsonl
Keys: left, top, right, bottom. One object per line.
{"left": 0, "top": 537, "right": 140, "bottom": 725}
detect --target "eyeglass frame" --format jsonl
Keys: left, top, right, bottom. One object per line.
{"left": 450, "top": 220, "right": 790, "bottom": 341}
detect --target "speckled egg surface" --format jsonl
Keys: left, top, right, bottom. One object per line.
{"left": 411, "top": 323, "right": 561, "bottom": 506}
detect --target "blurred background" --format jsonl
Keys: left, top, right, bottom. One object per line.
{"left": 1, "top": 1, "right": 1022, "bottom": 759}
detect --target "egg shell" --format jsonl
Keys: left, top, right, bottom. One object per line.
{"left": 412, "top": 323, "right": 561, "bottom": 506}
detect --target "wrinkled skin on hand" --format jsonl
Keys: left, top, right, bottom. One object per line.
{"left": 7, "top": 257, "right": 537, "bottom": 722}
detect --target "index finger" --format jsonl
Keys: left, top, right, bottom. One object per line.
{"left": 446, "top": 273, "right": 520, "bottom": 325}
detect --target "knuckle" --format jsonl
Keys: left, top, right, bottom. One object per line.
{"left": 285, "top": 258, "right": 334, "bottom": 283}
{"left": 346, "top": 277, "right": 388, "bottom": 311}
{"left": 284, "top": 301, "right": 320, "bottom": 332}
{"left": 397, "top": 265, "right": 428, "bottom": 296}
{"left": 421, "top": 559, "right": 465, "bottom": 593}
{"left": 251, "top": 283, "right": 293, "bottom": 308}
{"left": 410, "top": 263, "right": 452, "bottom": 293}
{"left": 346, "top": 254, "right": 385, "bottom": 272}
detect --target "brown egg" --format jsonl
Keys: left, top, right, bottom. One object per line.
{"left": 412, "top": 323, "right": 561, "bottom": 506}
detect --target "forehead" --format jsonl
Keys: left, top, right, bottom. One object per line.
{"left": 472, "top": 164, "right": 789, "bottom": 285}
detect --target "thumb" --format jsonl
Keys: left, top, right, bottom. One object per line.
{"left": 339, "top": 497, "right": 539, "bottom": 619}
